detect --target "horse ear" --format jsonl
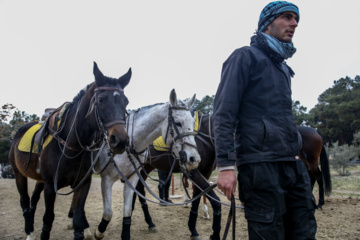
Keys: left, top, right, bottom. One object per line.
{"left": 93, "top": 62, "right": 105, "bottom": 85}
{"left": 169, "top": 89, "right": 177, "bottom": 106}
{"left": 186, "top": 94, "right": 196, "bottom": 108}
{"left": 118, "top": 68, "right": 132, "bottom": 89}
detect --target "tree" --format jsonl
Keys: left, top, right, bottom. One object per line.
{"left": 327, "top": 141, "right": 357, "bottom": 176}
{"left": 292, "top": 100, "right": 309, "bottom": 126}
{"left": 352, "top": 131, "right": 360, "bottom": 159}
{"left": 308, "top": 76, "right": 360, "bottom": 145}
{"left": 0, "top": 104, "right": 39, "bottom": 164}
{"left": 192, "top": 95, "right": 214, "bottom": 114}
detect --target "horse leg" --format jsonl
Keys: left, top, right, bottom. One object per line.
{"left": 67, "top": 196, "right": 76, "bottom": 229}
{"left": 190, "top": 187, "right": 222, "bottom": 240}
{"left": 134, "top": 181, "right": 157, "bottom": 233}
{"left": 188, "top": 195, "right": 201, "bottom": 240}
{"left": 67, "top": 195, "right": 92, "bottom": 240}
{"left": 312, "top": 167, "right": 325, "bottom": 209}
{"left": 206, "top": 190, "right": 222, "bottom": 240}
{"left": 95, "top": 175, "right": 115, "bottom": 240}
{"left": 28, "top": 181, "right": 44, "bottom": 237}
{"left": 41, "top": 182, "right": 56, "bottom": 240}
{"left": 121, "top": 175, "right": 140, "bottom": 240}
{"left": 14, "top": 173, "right": 36, "bottom": 240}
{"left": 72, "top": 177, "right": 92, "bottom": 240}
{"left": 202, "top": 196, "right": 210, "bottom": 219}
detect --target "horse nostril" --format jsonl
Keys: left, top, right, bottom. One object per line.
{"left": 190, "top": 156, "right": 196, "bottom": 163}
{"left": 179, "top": 151, "right": 187, "bottom": 163}
{"left": 109, "top": 135, "right": 119, "bottom": 147}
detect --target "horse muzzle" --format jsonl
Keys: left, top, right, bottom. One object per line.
{"left": 107, "top": 125, "right": 129, "bottom": 154}
{"left": 179, "top": 150, "right": 200, "bottom": 171}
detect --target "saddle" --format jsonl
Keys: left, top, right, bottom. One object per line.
{"left": 26, "top": 103, "right": 68, "bottom": 173}
{"left": 33, "top": 105, "right": 66, "bottom": 151}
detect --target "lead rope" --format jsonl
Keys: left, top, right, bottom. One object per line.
{"left": 222, "top": 194, "right": 236, "bottom": 240}
{"left": 113, "top": 150, "right": 216, "bottom": 206}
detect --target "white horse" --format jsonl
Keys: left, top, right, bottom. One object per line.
{"left": 68, "top": 89, "right": 201, "bottom": 240}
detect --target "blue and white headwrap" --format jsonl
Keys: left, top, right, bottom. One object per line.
{"left": 258, "top": 1, "right": 300, "bottom": 33}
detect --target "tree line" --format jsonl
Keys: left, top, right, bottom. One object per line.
{"left": 1, "top": 76, "right": 359, "bottom": 173}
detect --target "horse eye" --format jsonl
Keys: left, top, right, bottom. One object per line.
{"left": 175, "top": 122, "right": 182, "bottom": 127}
{"left": 98, "top": 97, "right": 104, "bottom": 103}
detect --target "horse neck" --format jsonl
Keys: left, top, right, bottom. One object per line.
{"left": 129, "top": 103, "right": 169, "bottom": 152}
{"left": 61, "top": 92, "right": 96, "bottom": 149}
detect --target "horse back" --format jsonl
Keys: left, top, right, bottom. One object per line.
{"left": 9, "top": 122, "right": 44, "bottom": 181}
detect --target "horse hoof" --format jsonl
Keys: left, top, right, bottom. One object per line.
{"left": 209, "top": 235, "right": 220, "bottom": 240}
{"left": 84, "top": 228, "right": 93, "bottom": 240}
{"left": 203, "top": 213, "right": 210, "bottom": 220}
{"left": 94, "top": 229, "right": 105, "bottom": 240}
{"left": 26, "top": 232, "right": 36, "bottom": 240}
{"left": 191, "top": 236, "right": 201, "bottom": 240}
{"left": 148, "top": 226, "right": 158, "bottom": 233}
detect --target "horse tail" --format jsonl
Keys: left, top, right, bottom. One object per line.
{"left": 320, "top": 144, "right": 332, "bottom": 196}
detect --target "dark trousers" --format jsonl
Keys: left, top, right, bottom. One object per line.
{"left": 158, "top": 170, "right": 171, "bottom": 200}
{"left": 237, "top": 161, "right": 317, "bottom": 240}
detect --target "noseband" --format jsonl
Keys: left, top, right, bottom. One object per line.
{"left": 164, "top": 106, "right": 198, "bottom": 165}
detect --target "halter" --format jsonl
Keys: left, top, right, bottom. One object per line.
{"left": 164, "top": 106, "right": 197, "bottom": 168}
{"left": 54, "top": 85, "right": 127, "bottom": 195}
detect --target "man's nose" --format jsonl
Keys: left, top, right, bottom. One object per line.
{"left": 292, "top": 18, "right": 298, "bottom": 27}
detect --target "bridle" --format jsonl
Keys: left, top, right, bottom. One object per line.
{"left": 126, "top": 105, "right": 198, "bottom": 165}
{"left": 164, "top": 106, "right": 198, "bottom": 169}
{"left": 85, "top": 86, "right": 126, "bottom": 147}
{"left": 54, "top": 85, "right": 127, "bottom": 195}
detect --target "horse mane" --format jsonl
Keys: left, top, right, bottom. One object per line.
{"left": 71, "top": 83, "right": 93, "bottom": 103}
{"left": 129, "top": 103, "right": 163, "bottom": 114}
{"left": 129, "top": 99, "right": 189, "bottom": 114}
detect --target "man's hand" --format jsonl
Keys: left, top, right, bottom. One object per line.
{"left": 217, "top": 169, "right": 237, "bottom": 200}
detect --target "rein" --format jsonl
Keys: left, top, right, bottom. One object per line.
{"left": 222, "top": 194, "right": 236, "bottom": 240}
{"left": 111, "top": 149, "right": 217, "bottom": 207}
{"left": 53, "top": 86, "right": 125, "bottom": 195}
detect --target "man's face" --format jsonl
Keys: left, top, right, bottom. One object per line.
{"left": 264, "top": 11, "right": 298, "bottom": 43}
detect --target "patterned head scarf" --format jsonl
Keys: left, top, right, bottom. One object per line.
{"left": 258, "top": 1, "right": 300, "bottom": 33}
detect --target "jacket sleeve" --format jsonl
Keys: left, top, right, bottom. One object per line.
{"left": 213, "top": 48, "right": 251, "bottom": 167}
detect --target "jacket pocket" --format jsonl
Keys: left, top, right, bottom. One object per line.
{"left": 262, "top": 115, "right": 299, "bottom": 156}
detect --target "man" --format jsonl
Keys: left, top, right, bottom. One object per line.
{"left": 213, "top": 1, "right": 317, "bottom": 239}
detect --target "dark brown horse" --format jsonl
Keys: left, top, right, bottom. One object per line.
{"left": 297, "top": 126, "right": 332, "bottom": 209}
{"left": 134, "top": 113, "right": 222, "bottom": 240}
{"left": 8, "top": 62, "right": 131, "bottom": 240}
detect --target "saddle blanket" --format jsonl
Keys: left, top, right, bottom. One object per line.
{"left": 18, "top": 123, "right": 54, "bottom": 153}
{"left": 153, "top": 111, "right": 199, "bottom": 151}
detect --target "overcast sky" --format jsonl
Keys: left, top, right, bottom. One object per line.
{"left": 1, "top": 0, "right": 359, "bottom": 117}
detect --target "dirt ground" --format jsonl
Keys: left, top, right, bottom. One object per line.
{"left": 0, "top": 174, "right": 359, "bottom": 240}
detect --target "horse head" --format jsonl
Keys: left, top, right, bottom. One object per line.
{"left": 87, "top": 62, "right": 130, "bottom": 154}
{"left": 162, "top": 89, "right": 201, "bottom": 171}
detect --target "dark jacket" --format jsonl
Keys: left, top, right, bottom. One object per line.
{"left": 213, "top": 36, "right": 301, "bottom": 167}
